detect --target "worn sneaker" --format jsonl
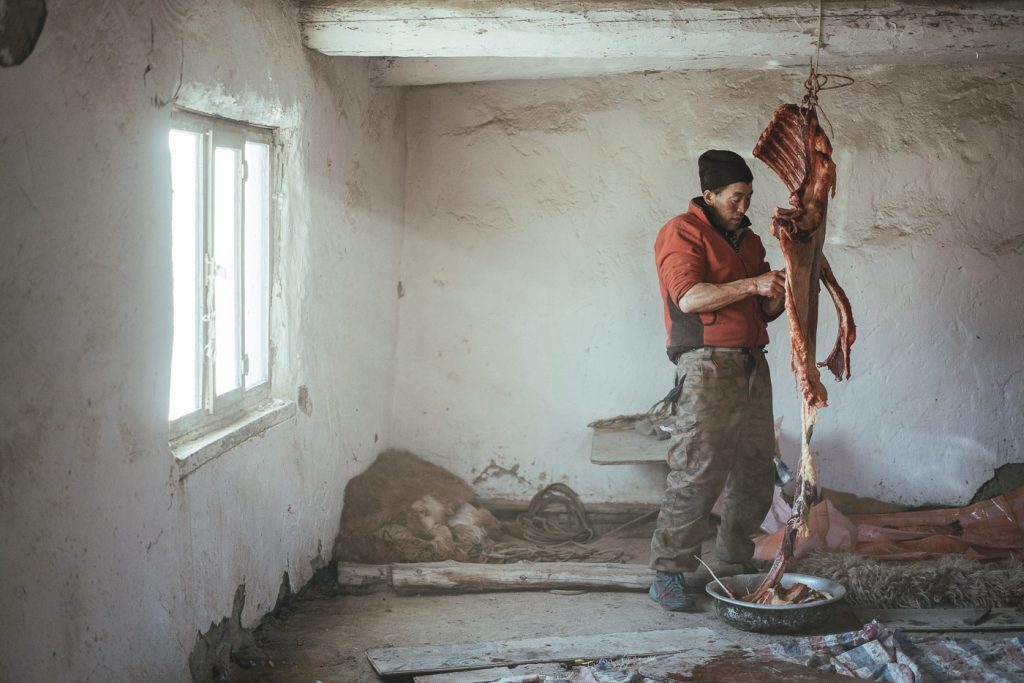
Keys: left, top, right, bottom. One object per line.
{"left": 648, "top": 572, "right": 696, "bottom": 612}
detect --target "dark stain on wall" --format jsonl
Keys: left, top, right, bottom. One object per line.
{"left": 1, "top": 0, "right": 47, "bottom": 67}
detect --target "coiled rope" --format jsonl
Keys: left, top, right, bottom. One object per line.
{"left": 479, "top": 483, "right": 628, "bottom": 563}
{"left": 516, "top": 483, "right": 596, "bottom": 544}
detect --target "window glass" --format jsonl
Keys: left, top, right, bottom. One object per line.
{"left": 167, "top": 114, "right": 274, "bottom": 434}
{"left": 213, "top": 145, "right": 241, "bottom": 397}
{"left": 243, "top": 141, "right": 270, "bottom": 389}
{"left": 169, "top": 129, "right": 201, "bottom": 420}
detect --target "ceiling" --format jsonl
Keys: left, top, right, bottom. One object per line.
{"left": 298, "top": 1, "right": 1024, "bottom": 85}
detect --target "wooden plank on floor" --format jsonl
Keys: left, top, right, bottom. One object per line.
{"left": 591, "top": 428, "right": 668, "bottom": 465}
{"left": 414, "top": 663, "right": 566, "bottom": 682}
{"left": 390, "top": 560, "right": 664, "bottom": 592}
{"left": 852, "top": 607, "right": 1024, "bottom": 631}
{"left": 337, "top": 563, "right": 391, "bottom": 592}
{"left": 367, "top": 626, "right": 736, "bottom": 677}
{"left": 414, "top": 666, "right": 514, "bottom": 683}
{"left": 340, "top": 560, "right": 717, "bottom": 594}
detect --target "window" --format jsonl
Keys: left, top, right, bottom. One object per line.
{"left": 168, "top": 111, "right": 275, "bottom": 439}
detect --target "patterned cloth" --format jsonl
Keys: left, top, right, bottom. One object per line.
{"left": 751, "top": 621, "right": 920, "bottom": 682}
{"left": 486, "top": 623, "right": 1024, "bottom": 682}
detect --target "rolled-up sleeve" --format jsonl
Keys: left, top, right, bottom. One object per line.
{"left": 656, "top": 220, "right": 705, "bottom": 306}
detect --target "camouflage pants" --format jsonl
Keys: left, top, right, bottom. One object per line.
{"left": 649, "top": 347, "right": 775, "bottom": 573}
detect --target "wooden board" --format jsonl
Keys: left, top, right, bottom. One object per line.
{"left": 414, "top": 666, "right": 515, "bottom": 683}
{"left": 368, "top": 626, "right": 736, "bottom": 677}
{"left": 591, "top": 428, "right": 669, "bottom": 465}
{"left": 414, "top": 663, "right": 565, "bottom": 682}
{"left": 390, "top": 560, "right": 668, "bottom": 593}
{"left": 339, "top": 560, "right": 710, "bottom": 594}
{"left": 852, "top": 608, "right": 1024, "bottom": 631}
{"left": 336, "top": 563, "right": 391, "bottom": 592}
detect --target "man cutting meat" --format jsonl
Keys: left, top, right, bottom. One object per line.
{"left": 648, "top": 150, "right": 786, "bottom": 611}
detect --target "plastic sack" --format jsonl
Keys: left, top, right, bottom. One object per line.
{"left": 753, "top": 498, "right": 858, "bottom": 560}
{"left": 760, "top": 485, "right": 792, "bottom": 534}
{"left": 755, "top": 485, "right": 1024, "bottom": 560}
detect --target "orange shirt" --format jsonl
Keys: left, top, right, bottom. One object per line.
{"left": 655, "top": 198, "right": 772, "bottom": 359}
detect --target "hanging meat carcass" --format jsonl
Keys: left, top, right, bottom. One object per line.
{"left": 744, "top": 103, "right": 856, "bottom": 604}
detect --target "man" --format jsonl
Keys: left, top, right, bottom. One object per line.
{"left": 648, "top": 150, "right": 786, "bottom": 611}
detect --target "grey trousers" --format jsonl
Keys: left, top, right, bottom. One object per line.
{"left": 649, "top": 347, "right": 776, "bottom": 573}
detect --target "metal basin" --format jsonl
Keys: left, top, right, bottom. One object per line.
{"left": 705, "top": 572, "right": 846, "bottom": 634}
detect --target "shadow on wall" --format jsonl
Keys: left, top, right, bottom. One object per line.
{"left": 0, "top": 0, "right": 47, "bottom": 67}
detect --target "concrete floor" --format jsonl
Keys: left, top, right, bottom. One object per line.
{"left": 229, "top": 531, "right": 860, "bottom": 682}
{"left": 224, "top": 524, "right": 1023, "bottom": 682}
{"left": 236, "top": 583, "right": 865, "bottom": 682}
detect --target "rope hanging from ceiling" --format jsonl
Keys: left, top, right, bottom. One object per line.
{"left": 800, "top": 0, "right": 855, "bottom": 135}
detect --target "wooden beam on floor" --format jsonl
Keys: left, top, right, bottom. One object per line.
{"left": 339, "top": 560, "right": 683, "bottom": 593}
{"left": 415, "top": 664, "right": 567, "bottom": 683}
{"left": 337, "top": 563, "right": 392, "bottom": 592}
{"left": 367, "top": 626, "right": 737, "bottom": 677}
{"left": 415, "top": 666, "right": 516, "bottom": 683}
{"left": 390, "top": 560, "right": 660, "bottom": 593}
{"left": 852, "top": 607, "right": 1024, "bottom": 632}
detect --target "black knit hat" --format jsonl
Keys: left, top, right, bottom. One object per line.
{"left": 698, "top": 149, "right": 753, "bottom": 192}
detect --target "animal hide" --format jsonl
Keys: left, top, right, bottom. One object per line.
{"left": 795, "top": 552, "right": 1024, "bottom": 609}
{"left": 333, "top": 450, "right": 503, "bottom": 564}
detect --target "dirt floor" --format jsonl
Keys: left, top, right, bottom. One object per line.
{"left": 219, "top": 522, "right": 1024, "bottom": 682}
{"left": 237, "top": 584, "right": 867, "bottom": 682}
{"left": 225, "top": 533, "right": 861, "bottom": 682}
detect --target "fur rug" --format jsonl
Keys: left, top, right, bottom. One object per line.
{"left": 794, "top": 552, "right": 1024, "bottom": 609}
{"left": 333, "top": 450, "right": 504, "bottom": 564}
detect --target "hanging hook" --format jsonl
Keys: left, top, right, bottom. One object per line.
{"left": 801, "top": 1, "right": 854, "bottom": 120}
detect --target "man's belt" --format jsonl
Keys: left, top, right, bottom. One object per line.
{"left": 677, "top": 345, "right": 766, "bottom": 355}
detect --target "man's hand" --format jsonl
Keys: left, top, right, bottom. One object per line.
{"left": 679, "top": 269, "right": 786, "bottom": 315}
{"left": 752, "top": 269, "right": 786, "bottom": 298}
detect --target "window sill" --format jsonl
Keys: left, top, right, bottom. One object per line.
{"left": 172, "top": 398, "right": 296, "bottom": 480}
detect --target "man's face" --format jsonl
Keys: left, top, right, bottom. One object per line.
{"left": 703, "top": 182, "right": 753, "bottom": 231}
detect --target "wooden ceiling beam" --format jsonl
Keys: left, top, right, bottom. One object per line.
{"left": 298, "top": 2, "right": 1024, "bottom": 85}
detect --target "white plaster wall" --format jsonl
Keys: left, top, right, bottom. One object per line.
{"left": 0, "top": 1, "right": 405, "bottom": 679}
{"left": 395, "top": 65, "right": 1024, "bottom": 508}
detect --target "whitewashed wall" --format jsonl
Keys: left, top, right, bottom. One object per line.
{"left": 2, "top": 2, "right": 1022, "bottom": 679}
{"left": 0, "top": 1, "right": 405, "bottom": 679}
{"left": 395, "top": 65, "right": 1024, "bottom": 508}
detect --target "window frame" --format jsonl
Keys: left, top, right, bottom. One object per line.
{"left": 168, "top": 109, "right": 279, "bottom": 442}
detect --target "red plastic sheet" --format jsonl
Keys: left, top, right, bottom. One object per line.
{"left": 754, "top": 485, "right": 1024, "bottom": 561}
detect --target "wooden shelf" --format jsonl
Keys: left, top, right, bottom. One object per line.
{"left": 590, "top": 428, "right": 669, "bottom": 465}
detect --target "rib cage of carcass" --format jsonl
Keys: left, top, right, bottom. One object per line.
{"left": 744, "top": 103, "right": 857, "bottom": 603}
{"left": 755, "top": 103, "right": 855, "bottom": 409}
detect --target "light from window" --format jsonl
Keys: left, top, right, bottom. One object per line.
{"left": 169, "top": 129, "right": 201, "bottom": 420}
{"left": 212, "top": 145, "right": 241, "bottom": 397}
{"left": 243, "top": 142, "right": 270, "bottom": 389}
{"left": 168, "top": 114, "right": 273, "bottom": 430}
